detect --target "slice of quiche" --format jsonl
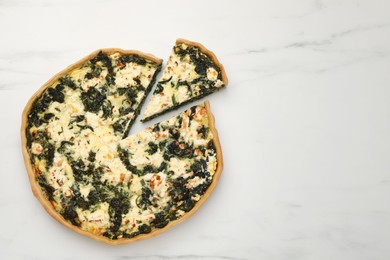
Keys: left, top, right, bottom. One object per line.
{"left": 141, "top": 39, "right": 228, "bottom": 122}
{"left": 22, "top": 50, "right": 223, "bottom": 244}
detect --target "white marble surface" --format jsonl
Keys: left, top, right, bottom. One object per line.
{"left": 1, "top": 0, "right": 390, "bottom": 259}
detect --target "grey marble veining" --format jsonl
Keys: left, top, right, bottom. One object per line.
{"left": 1, "top": 0, "right": 390, "bottom": 259}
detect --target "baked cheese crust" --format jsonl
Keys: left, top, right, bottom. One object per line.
{"left": 142, "top": 39, "right": 228, "bottom": 122}
{"left": 21, "top": 49, "right": 223, "bottom": 244}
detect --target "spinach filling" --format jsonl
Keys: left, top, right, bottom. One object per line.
{"left": 117, "top": 146, "right": 142, "bottom": 176}
{"left": 108, "top": 192, "right": 131, "bottom": 232}
{"left": 81, "top": 87, "right": 106, "bottom": 114}
{"left": 37, "top": 175, "right": 55, "bottom": 201}
{"left": 26, "top": 48, "right": 216, "bottom": 241}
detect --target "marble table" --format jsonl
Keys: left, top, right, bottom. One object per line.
{"left": 1, "top": 0, "right": 390, "bottom": 259}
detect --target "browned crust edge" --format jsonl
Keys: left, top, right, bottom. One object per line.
{"left": 21, "top": 48, "right": 223, "bottom": 247}
{"left": 176, "top": 38, "right": 229, "bottom": 85}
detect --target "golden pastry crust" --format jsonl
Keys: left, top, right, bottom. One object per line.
{"left": 22, "top": 52, "right": 223, "bottom": 246}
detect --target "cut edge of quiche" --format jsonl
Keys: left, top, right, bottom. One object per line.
{"left": 141, "top": 38, "right": 228, "bottom": 122}
{"left": 21, "top": 54, "right": 223, "bottom": 244}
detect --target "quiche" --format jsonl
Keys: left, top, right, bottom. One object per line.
{"left": 21, "top": 48, "right": 223, "bottom": 244}
{"left": 141, "top": 39, "right": 228, "bottom": 122}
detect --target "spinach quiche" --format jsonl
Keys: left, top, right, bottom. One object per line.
{"left": 21, "top": 48, "right": 223, "bottom": 244}
{"left": 141, "top": 39, "right": 228, "bottom": 122}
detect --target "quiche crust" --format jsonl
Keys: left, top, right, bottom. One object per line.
{"left": 21, "top": 47, "right": 223, "bottom": 244}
